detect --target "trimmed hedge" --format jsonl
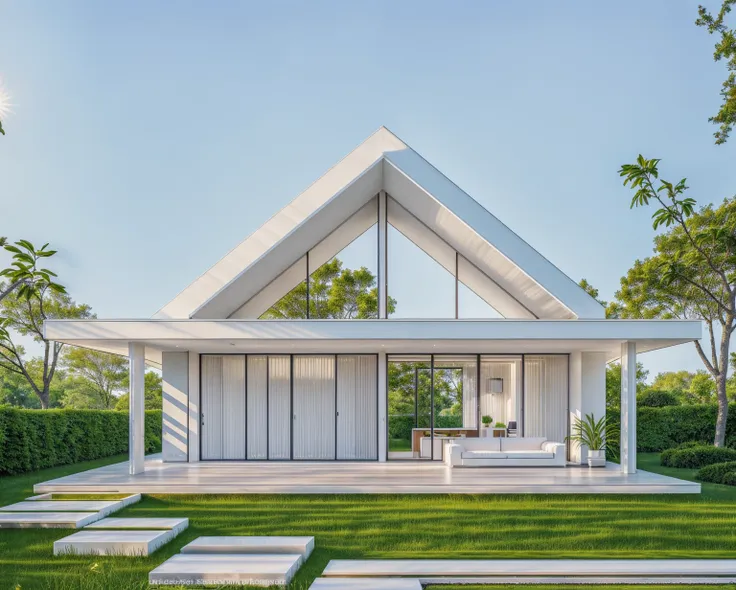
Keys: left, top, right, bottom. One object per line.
{"left": 659, "top": 445, "right": 736, "bottom": 469}
{"left": 0, "top": 408, "right": 162, "bottom": 475}
{"left": 723, "top": 472, "right": 736, "bottom": 486}
{"left": 635, "top": 403, "right": 736, "bottom": 452}
{"left": 696, "top": 461, "right": 736, "bottom": 484}
{"left": 637, "top": 389, "right": 680, "bottom": 407}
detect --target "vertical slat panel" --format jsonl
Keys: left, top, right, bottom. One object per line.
{"left": 337, "top": 356, "right": 377, "bottom": 460}
{"left": 461, "top": 360, "right": 478, "bottom": 429}
{"left": 222, "top": 356, "right": 246, "bottom": 460}
{"left": 524, "top": 356, "right": 567, "bottom": 442}
{"left": 268, "top": 356, "right": 291, "bottom": 460}
{"left": 247, "top": 356, "right": 268, "bottom": 460}
{"left": 293, "top": 356, "right": 336, "bottom": 460}
{"left": 201, "top": 356, "right": 223, "bottom": 460}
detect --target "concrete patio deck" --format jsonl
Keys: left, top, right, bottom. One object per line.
{"left": 34, "top": 455, "right": 699, "bottom": 494}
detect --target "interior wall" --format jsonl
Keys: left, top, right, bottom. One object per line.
{"left": 480, "top": 360, "right": 515, "bottom": 426}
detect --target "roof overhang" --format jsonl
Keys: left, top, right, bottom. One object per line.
{"left": 45, "top": 318, "right": 701, "bottom": 367}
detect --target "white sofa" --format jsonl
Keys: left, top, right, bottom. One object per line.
{"left": 445, "top": 436, "right": 566, "bottom": 467}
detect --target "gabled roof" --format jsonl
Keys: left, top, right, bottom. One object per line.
{"left": 155, "top": 127, "right": 604, "bottom": 320}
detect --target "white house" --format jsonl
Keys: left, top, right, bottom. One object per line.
{"left": 44, "top": 127, "right": 700, "bottom": 477}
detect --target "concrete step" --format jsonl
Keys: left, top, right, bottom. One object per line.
{"left": 0, "top": 512, "right": 100, "bottom": 529}
{"left": 54, "top": 529, "right": 178, "bottom": 556}
{"left": 322, "top": 559, "right": 736, "bottom": 580}
{"left": 86, "top": 517, "right": 188, "bottom": 534}
{"left": 149, "top": 553, "right": 302, "bottom": 586}
{"left": 310, "top": 578, "right": 422, "bottom": 589}
{"left": 181, "top": 535, "right": 313, "bottom": 562}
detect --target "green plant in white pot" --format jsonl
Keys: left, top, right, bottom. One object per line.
{"left": 566, "top": 413, "right": 619, "bottom": 467}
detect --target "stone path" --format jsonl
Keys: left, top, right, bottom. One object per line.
{"left": 54, "top": 517, "right": 189, "bottom": 556}
{"left": 0, "top": 494, "right": 140, "bottom": 528}
{"left": 150, "top": 535, "right": 315, "bottom": 586}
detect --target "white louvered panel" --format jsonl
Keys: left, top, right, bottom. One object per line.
{"left": 461, "top": 360, "right": 478, "bottom": 429}
{"left": 544, "top": 355, "right": 568, "bottom": 444}
{"left": 268, "top": 356, "right": 291, "bottom": 460}
{"left": 293, "top": 356, "right": 336, "bottom": 460}
{"left": 201, "top": 356, "right": 223, "bottom": 460}
{"left": 524, "top": 356, "right": 567, "bottom": 443}
{"left": 222, "top": 356, "right": 246, "bottom": 460}
{"left": 337, "top": 355, "right": 377, "bottom": 460}
{"left": 247, "top": 356, "right": 268, "bottom": 460}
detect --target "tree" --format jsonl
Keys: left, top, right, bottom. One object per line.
{"left": 114, "top": 371, "right": 163, "bottom": 411}
{"left": 0, "top": 287, "right": 92, "bottom": 408}
{"left": 696, "top": 1, "right": 736, "bottom": 144}
{"left": 618, "top": 156, "right": 736, "bottom": 446}
{"left": 262, "top": 258, "right": 396, "bottom": 319}
{"left": 606, "top": 361, "right": 648, "bottom": 409}
{"left": 63, "top": 348, "right": 128, "bottom": 409}
{"left": 0, "top": 240, "right": 66, "bottom": 303}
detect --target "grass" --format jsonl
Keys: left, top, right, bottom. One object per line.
{"left": 388, "top": 437, "right": 412, "bottom": 451}
{"left": 1, "top": 453, "right": 736, "bottom": 589}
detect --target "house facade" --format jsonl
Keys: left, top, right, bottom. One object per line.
{"left": 44, "top": 127, "right": 700, "bottom": 475}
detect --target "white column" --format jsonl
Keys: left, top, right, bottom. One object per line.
{"left": 377, "top": 190, "right": 388, "bottom": 319}
{"left": 162, "top": 352, "right": 189, "bottom": 462}
{"left": 128, "top": 342, "right": 146, "bottom": 475}
{"left": 377, "top": 350, "right": 387, "bottom": 461}
{"left": 620, "top": 341, "right": 637, "bottom": 474}
{"left": 188, "top": 352, "right": 201, "bottom": 462}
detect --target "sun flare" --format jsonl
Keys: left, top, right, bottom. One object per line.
{"left": 0, "top": 81, "right": 13, "bottom": 119}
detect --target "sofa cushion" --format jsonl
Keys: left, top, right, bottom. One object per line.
{"left": 501, "top": 437, "right": 547, "bottom": 451}
{"left": 503, "top": 451, "right": 554, "bottom": 459}
{"left": 457, "top": 438, "right": 501, "bottom": 452}
{"left": 461, "top": 451, "right": 507, "bottom": 459}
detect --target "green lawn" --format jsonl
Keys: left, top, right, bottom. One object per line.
{"left": 1, "top": 453, "right": 736, "bottom": 589}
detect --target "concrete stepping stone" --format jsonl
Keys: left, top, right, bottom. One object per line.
{"left": 149, "top": 553, "right": 302, "bottom": 586}
{"left": 86, "top": 517, "right": 189, "bottom": 534}
{"left": 54, "top": 529, "right": 179, "bottom": 556}
{"left": 0, "top": 512, "right": 100, "bottom": 529}
{"left": 181, "top": 535, "right": 313, "bottom": 562}
{"left": 0, "top": 494, "right": 140, "bottom": 518}
{"left": 322, "top": 559, "right": 736, "bottom": 580}
{"left": 310, "top": 578, "right": 422, "bottom": 590}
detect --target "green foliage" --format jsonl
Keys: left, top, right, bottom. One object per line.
{"left": 262, "top": 258, "right": 396, "bottom": 319}
{"left": 0, "top": 240, "right": 66, "bottom": 301}
{"left": 481, "top": 415, "right": 492, "bottom": 426}
{"left": 63, "top": 347, "right": 128, "bottom": 409}
{"left": 0, "top": 408, "right": 162, "bottom": 475}
{"left": 696, "top": 0, "right": 736, "bottom": 144}
{"left": 637, "top": 404, "right": 736, "bottom": 451}
{"left": 696, "top": 460, "right": 736, "bottom": 484}
{"left": 606, "top": 361, "right": 648, "bottom": 409}
{"left": 637, "top": 389, "right": 680, "bottom": 407}
{"left": 660, "top": 444, "right": 736, "bottom": 469}
{"left": 567, "top": 413, "right": 618, "bottom": 451}
{"left": 388, "top": 414, "right": 462, "bottom": 441}
{"left": 495, "top": 422, "right": 506, "bottom": 428}
{"left": 114, "top": 371, "right": 163, "bottom": 411}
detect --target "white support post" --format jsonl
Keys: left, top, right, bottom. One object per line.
{"left": 378, "top": 190, "right": 388, "bottom": 319}
{"left": 128, "top": 342, "right": 146, "bottom": 475}
{"left": 620, "top": 341, "right": 637, "bottom": 474}
{"left": 378, "top": 350, "right": 387, "bottom": 462}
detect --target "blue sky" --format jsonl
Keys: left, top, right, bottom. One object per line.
{"left": 1, "top": 1, "right": 734, "bottom": 380}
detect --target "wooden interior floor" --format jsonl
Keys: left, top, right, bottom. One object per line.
{"left": 34, "top": 455, "right": 700, "bottom": 495}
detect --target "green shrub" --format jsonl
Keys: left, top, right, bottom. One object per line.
{"left": 634, "top": 403, "right": 736, "bottom": 452}
{"left": 662, "top": 445, "right": 736, "bottom": 469}
{"left": 661, "top": 441, "right": 706, "bottom": 466}
{"left": 0, "top": 408, "right": 162, "bottom": 475}
{"left": 722, "top": 472, "right": 736, "bottom": 486}
{"left": 696, "top": 461, "right": 736, "bottom": 484}
{"left": 637, "top": 389, "right": 680, "bottom": 407}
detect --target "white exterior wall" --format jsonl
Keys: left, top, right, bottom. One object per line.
{"left": 187, "top": 352, "right": 200, "bottom": 462}
{"left": 568, "top": 351, "right": 606, "bottom": 464}
{"left": 162, "top": 351, "right": 189, "bottom": 462}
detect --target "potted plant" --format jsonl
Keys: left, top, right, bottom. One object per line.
{"left": 481, "top": 415, "right": 492, "bottom": 436}
{"left": 566, "top": 413, "right": 619, "bottom": 467}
